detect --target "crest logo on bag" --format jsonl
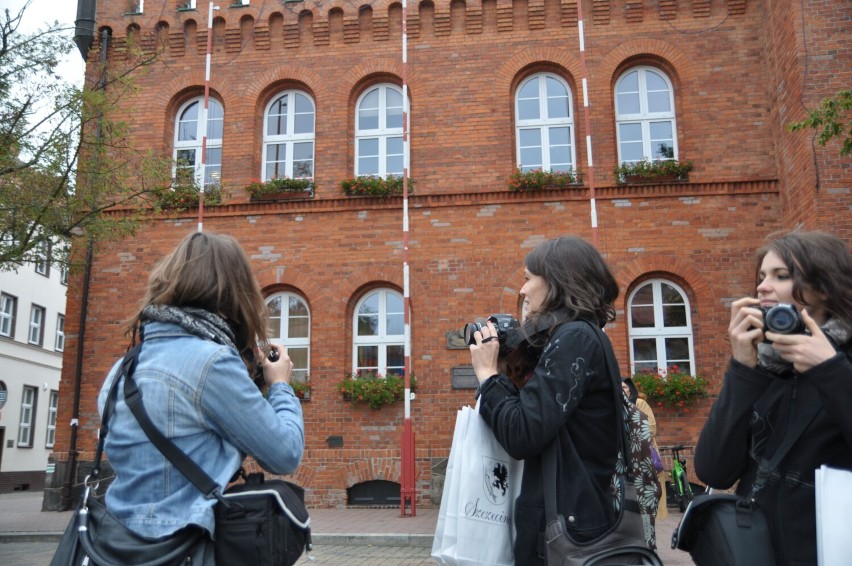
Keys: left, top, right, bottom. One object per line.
{"left": 482, "top": 456, "right": 511, "bottom": 505}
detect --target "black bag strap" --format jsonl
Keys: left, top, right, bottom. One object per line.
{"left": 542, "top": 321, "right": 626, "bottom": 523}
{"left": 90, "top": 344, "right": 143, "bottom": 483}
{"left": 118, "top": 343, "right": 224, "bottom": 501}
{"left": 748, "top": 394, "right": 820, "bottom": 499}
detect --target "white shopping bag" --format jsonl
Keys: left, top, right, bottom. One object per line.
{"left": 815, "top": 465, "right": 852, "bottom": 566}
{"left": 432, "top": 403, "right": 523, "bottom": 566}
{"left": 431, "top": 404, "right": 469, "bottom": 565}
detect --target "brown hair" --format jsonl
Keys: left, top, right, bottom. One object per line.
{"left": 127, "top": 232, "right": 269, "bottom": 365}
{"left": 755, "top": 229, "right": 852, "bottom": 330}
{"left": 524, "top": 235, "right": 620, "bottom": 327}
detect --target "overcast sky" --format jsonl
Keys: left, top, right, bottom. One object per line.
{"left": 7, "top": 0, "right": 85, "bottom": 87}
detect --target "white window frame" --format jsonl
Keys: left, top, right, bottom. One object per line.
{"left": 18, "top": 385, "right": 37, "bottom": 447}
{"left": 60, "top": 265, "right": 68, "bottom": 286}
{"left": 352, "top": 289, "right": 405, "bottom": 376}
{"left": 55, "top": 313, "right": 65, "bottom": 352}
{"left": 514, "top": 73, "right": 576, "bottom": 172}
{"left": 45, "top": 390, "right": 59, "bottom": 448}
{"left": 0, "top": 293, "right": 16, "bottom": 338}
{"left": 265, "top": 292, "right": 311, "bottom": 383}
{"left": 615, "top": 66, "right": 678, "bottom": 163}
{"left": 355, "top": 84, "right": 408, "bottom": 178}
{"left": 34, "top": 240, "right": 50, "bottom": 276}
{"left": 262, "top": 91, "right": 316, "bottom": 181}
{"left": 627, "top": 279, "right": 695, "bottom": 375}
{"left": 174, "top": 97, "right": 224, "bottom": 187}
{"left": 28, "top": 304, "right": 45, "bottom": 346}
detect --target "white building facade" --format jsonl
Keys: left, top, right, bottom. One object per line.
{"left": 0, "top": 255, "right": 67, "bottom": 493}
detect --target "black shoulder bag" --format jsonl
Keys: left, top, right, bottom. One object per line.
{"left": 542, "top": 323, "right": 663, "bottom": 566}
{"left": 50, "top": 345, "right": 208, "bottom": 566}
{"left": 671, "top": 400, "right": 820, "bottom": 566}
{"left": 120, "top": 345, "right": 313, "bottom": 566}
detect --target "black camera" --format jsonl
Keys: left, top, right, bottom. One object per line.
{"left": 762, "top": 303, "right": 805, "bottom": 335}
{"left": 463, "top": 314, "right": 520, "bottom": 354}
{"left": 252, "top": 348, "right": 280, "bottom": 389}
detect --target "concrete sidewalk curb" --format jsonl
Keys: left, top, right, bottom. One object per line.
{"left": 0, "top": 531, "right": 435, "bottom": 548}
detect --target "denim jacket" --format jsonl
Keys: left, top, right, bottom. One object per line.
{"left": 97, "top": 321, "right": 305, "bottom": 539}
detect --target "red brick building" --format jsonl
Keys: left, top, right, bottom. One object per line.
{"left": 45, "top": 0, "right": 849, "bottom": 510}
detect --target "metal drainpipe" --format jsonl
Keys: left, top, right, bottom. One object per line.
{"left": 60, "top": 27, "right": 110, "bottom": 511}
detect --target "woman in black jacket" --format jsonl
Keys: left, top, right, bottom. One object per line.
{"left": 695, "top": 230, "right": 852, "bottom": 566}
{"left": 469, "top": 236, "right": 624, "bottom": 565}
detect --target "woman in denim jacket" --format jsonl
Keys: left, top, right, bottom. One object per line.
{"left": 97, "top": 232, "right": 304, "bottom": 562}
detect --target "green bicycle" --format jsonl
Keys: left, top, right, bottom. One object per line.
{"left": 662, "top": 444, "right": 694, "bottom": 512}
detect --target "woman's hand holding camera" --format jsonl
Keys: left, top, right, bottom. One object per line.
{"left": 260, "top": 344, "right": 294, "bottom": 386}
{"left": 765, "top": 309, "right": 836, "bottom": 373}
{"left": 470, "top": 321, "right": 501, "bottom": 383}
{"left": 729, "top": 297, "right": 764, "bottom": 368}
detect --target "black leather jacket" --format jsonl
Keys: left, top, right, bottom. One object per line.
{"left": 478, "top": 320, "right": 619, "bottom": 565}
{"left": 695, "top": 346, "right": 852, "bottom": 566}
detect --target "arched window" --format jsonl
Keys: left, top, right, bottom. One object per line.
{"left": 352, "top": 288, "right": 404, "bottom": 375}
{"left": 266, "top": 292, "right": 310, "bottom": 382}
{"left": 263, "top": 91, "right": 315, "bottom": 180}
{"left": 515, "top": 73, "right": 575, "bottom": 172}
{"left": 628, "top": 279, "right": 695, "bottom": 374}
{"left": 174, "top": 97, "right": 224, "bottom": 186}
{"left": 355, "top": 84, "right": 405, "bottom": 177}
{"left": 615, "top": 67, "right": 677, "bottom": 163}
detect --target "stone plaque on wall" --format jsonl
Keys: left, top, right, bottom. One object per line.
{"left": 451, "top": 365, "right": 478, "bottom": 389}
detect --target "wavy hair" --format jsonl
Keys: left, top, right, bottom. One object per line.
{"left": 524, "top": 236, "right": 620, "bottom": 329}
{"left": 127, "top": 232, "right": 269, "bottom": 366}
{"left": 755, "top": 230, "right": 852, "bottom": 331}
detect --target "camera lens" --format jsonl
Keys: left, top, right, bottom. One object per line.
{"left": 764, "top": 304, "right": 802, "bottom": 334}
{"left": 463, "top": 322, "right": 484, "bottom": 346}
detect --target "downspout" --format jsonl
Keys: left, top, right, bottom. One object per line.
{"left": 60, "top": 26, "right": 109, "bottom": 511}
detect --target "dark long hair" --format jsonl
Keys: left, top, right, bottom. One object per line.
{"left": 755, "top": 230, "right": 852, "bottom": 331}
{"left": 524, "top": 235, "right": 620, "bottom": 329}
{"left": 127, "top": 232, "right": 270, "bottom": 365}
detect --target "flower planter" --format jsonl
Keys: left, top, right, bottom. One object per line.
{"left": 623, "top": 174, "right": 686, "bottom": 184}
{"left": 250, "top": 190, "right": 313, "bottom": 202}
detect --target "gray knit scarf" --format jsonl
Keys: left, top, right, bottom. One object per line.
{"left": 758, "top": 317, "right": 850, "bottom": 375}
{"left": 140, "top": 304, "right": 236, "bottom": 351}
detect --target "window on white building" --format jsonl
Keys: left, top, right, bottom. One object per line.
{"left": 174, "top": 97, "right": 224, "bottom": 186}
{"left": 263, "top": 91, "right": 315, "bottom": 181}
{"left": 515, "top": 73, "right": 575, "bottom": 172}
{"left": 615, "top": 67, "right": 678, "bottom": 163}
{"left": 352, "top": 289, "right": 405, "bottom": 375}
{"left": 355, "top": 84, "right": 406, "bottom": 177}
{"left": 28, "top": 304, "right": 45, "bottom": 346}
{"left": 34, "top": 240, "right": 50, "bottom": 276}
{"left": 265, "top": 292, "right": 310, "bottom": 383}
{"left": 45, "top": 390, "right": 58, "bottom": 448}
{"left": 0, "top": 293, "right": 16, "bottom": 338}
{"left": 628, "top": 279, "right": 695, "bottom": 375}
{"left": 18, "top": 385, "right": 37, "bottom": 447}
{"left": 55, "top": 314, "right": 65, "bottom": 352}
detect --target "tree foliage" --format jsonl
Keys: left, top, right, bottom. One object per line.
{"left": 787, "top": 90, "right": 852, "bottom": 157}
{"left": 0, "top": 2, "right": 176, "bottom": 272}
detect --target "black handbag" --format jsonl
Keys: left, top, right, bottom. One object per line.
{"left": 121, "top": 343, "right": 313, "bottom": 566}
{"left": 671, "top": 401, "right": 821, "bottom": 566}
{"left": 50, "top": 345, "right": 208, "bottom": 566}
{"left": 543, "top": 324, "right": 663, "bottom": 566}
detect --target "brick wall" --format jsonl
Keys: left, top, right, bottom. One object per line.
{"left": 47, "top": 0, "right": 850, "bottom": 509}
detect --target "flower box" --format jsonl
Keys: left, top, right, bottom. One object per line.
{"left": 340, "top": 175, "right": 413, "bottom": 198}
{"left": 245, "top": 178, "right": 314, "bottom": 200}
{"left": 338, "top": 371, "right": 416, "bottom": 409}
{"left": 614, "top": 158, "right": 693, "bottom": 185}
{"left": 249, "top": 190, "right": 313, "bottom": 202}
{"left": 631, "top": 366, "right": 707, "bottom": 409}
{"left": 509, "top": 168, "right": 580, "bottom": 191}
